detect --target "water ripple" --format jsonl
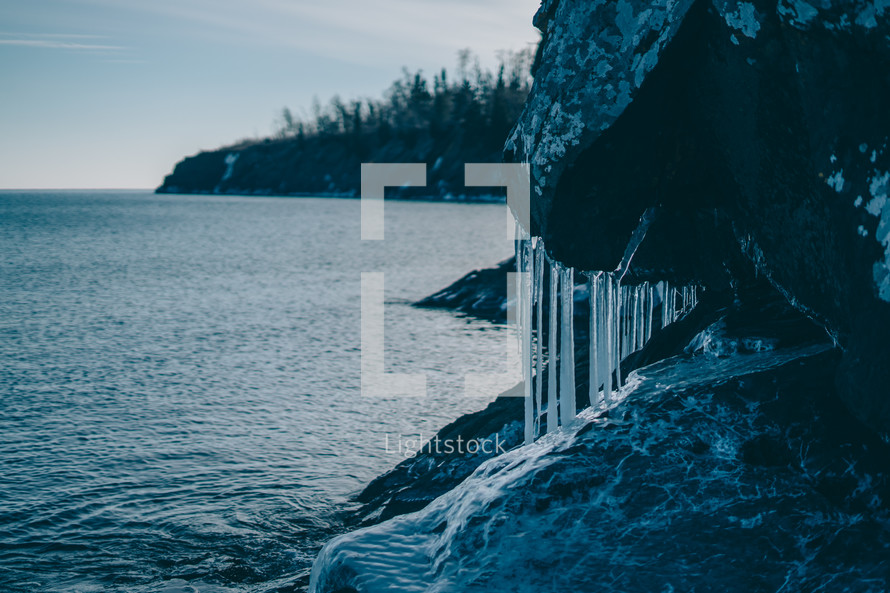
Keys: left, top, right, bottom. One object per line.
{"left": 0, "top": 191, "right": 513, "bottom": 592}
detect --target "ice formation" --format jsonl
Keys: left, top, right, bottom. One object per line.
{"left": 516, "top": 237, "right": 699, "bottom": 442}
{"left": 558, "top": 263, "right": 576, "bottom": 428}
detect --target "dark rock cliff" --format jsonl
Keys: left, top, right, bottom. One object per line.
{"left": 506, "top": 0, "right": 890, "bottom": 437}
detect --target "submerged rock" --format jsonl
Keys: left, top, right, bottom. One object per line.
{"left": 413, "top": 258, "right": 513, "bottom": 323}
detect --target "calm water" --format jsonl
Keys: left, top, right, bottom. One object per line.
{"left": 0, "top": 191, "right": 513, "bottom": 592}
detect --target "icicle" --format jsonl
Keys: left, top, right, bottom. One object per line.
{"left": 629, "top": 287, "right": 635, "bottom": 354}
{"left": 612, "top": 280, "right": 624, "bottom": 358}
{"left": 667, "top": 283, "right": 675, "bottom": 325}
{"left": 646, "top": 281, "right": 654, "bottom": 343}
{"left": 559, "top": 265, "right": 575, "bottom": 427}
{"left": 598, "top": 274, "right": 609, "bottom": 403}
{"left": 516, "top": 238, "right": 704, "bottom": 440}
{"left": 639, "top": 286, "right": 644, "bottom": 349}
{"left": 617, "top": 282, "right": 623, "bottom": 359}
{"left": 521, "top": 239, "right": 533, "bottom": 445}
{"left": 615, "top": 277, "right": 623, "bottom": 389}
{"left": 673, "top": 286, "right": 680, "bottom": 322}
{"left": 617, "top": 286, "right": 624, "bottom": 360}
{"left": 633, "top": 285, "right": 639, "bottom": 352}
{"left": 588, "top": 274, "right": 599, "bottom": 407}
{"left": 625, "top": 286, "right": 632, "bottom": 356}
{"left": 655, "top": 281, "right": 664, "bottom": 328}
{"left": 673, "top": 285, "right": 678, "bottom": 322}
{"left": 534, "top": 240, "right": 544, "bottom": 439}
{"left": 603, "top": 275, "right": 613, "bottom": 402}
{"left": 547, "top": 258, "right": 558, "bottom": 434}
{"left": 625, "top": 286, "right": 639, "bottom": 356}
{"left": 630, "top": 287, "right": 636, "bottom": 352}
{"left": 639, "top": 284, "right": 645, "bottom": 347}
{"left": 514, "top": 234, "right": 522, "bottom": 360}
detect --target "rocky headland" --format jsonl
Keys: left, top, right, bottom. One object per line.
{"left": 156, "top": 54, "right": 533, "bottom": 200}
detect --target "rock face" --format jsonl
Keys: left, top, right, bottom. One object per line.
{"left": 506, "top": 0, "right": 890, "bottom": 436}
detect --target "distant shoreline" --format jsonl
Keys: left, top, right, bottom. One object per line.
{"left": 0, "top": 189, "right": 507, "bottom": 204}
{"left": 154, "top": 188, "right": 507, "bottom": 204}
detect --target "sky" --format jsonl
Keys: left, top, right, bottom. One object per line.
{"left": 0, "top": 0, "right": 541, "bottom": 189}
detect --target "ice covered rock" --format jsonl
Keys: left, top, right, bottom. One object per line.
{"left": 312, "top": 331, "right": 890, "bottom": 592}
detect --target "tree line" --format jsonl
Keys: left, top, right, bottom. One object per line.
{"left": 158, "top": 48, "right": 537, "bottom": 198}
{"left": 273, "top": 48, "right": 535, "bottom": 158}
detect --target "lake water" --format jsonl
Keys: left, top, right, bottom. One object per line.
{"left": 0, "top": 191, "right": 514, "bottom": 592}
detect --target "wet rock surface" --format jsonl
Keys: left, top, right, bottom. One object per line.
{"left": 312, "top": 282, "right": 890, "bottom": 592}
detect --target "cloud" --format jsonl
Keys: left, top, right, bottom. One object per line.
{"left": 0, "top": 32, "right": 108, "bottom": 39}
{"left": 0, "top": 32, "right": 125, "bottom": 52}
{"left": 0, "top": 38, "right": 124, "bottom": 51}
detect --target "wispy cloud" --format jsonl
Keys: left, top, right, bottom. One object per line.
{"left": 0, "top": 38, "right": 124, "bottom": 51}
{"left": 0, "top": 32, "right": 108, "bottom": 39}
{"left": 102, "top": 58, "right": 148, "bottom": 64}
{"left": 0, "top": 32, "right": 125, "bottom": 52}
